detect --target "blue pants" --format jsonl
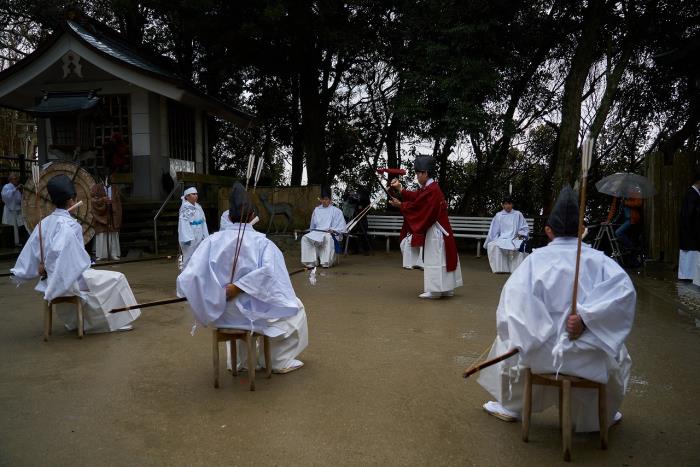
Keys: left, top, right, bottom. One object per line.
{"left": 615, "top": 221, "right": 633, "bottom": 249}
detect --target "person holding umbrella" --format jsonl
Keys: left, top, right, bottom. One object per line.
{"left": 603, "top": 186, "right": 643, "bottom": 251}
{"left": 596, "top": 173, "right": 656, "bottom": 257}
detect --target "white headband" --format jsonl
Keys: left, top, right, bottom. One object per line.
{"left": 183, "top": 187, "right": 198, "bottom": 197}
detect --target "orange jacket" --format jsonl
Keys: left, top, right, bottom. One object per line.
{"left": 606, "top": 197, "right": 642, "bottom": 224}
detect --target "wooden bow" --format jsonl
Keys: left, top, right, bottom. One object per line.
{"left": 109, "top": 267, "right": 308, "bottom": 313}
{"left": 463, "top": 348, "right": 519, "bottom": 379}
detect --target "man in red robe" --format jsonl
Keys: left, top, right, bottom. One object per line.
{"left": 390, "top": 155, "right": 462, "bottom": 298}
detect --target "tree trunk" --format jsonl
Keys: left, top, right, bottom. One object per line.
{"left": 589, "top": 44, "right": 635, "bottom": 140}
{"left": 290, "top": 74, "right": 304, "bottom": 185}
{"left": 290, "top": 3, "right": 328, "bottom": 186}
{"left": 386, "top": 117, "right": 399, "bottom": 170}
{"left": 553, "top": 0, "right": 605, "bottom": 199}
{"left": 437, "top": 135, "right": 455, "bottom": 198}
{"left": 299, "top": 68, "right": 326, "bottom": 185}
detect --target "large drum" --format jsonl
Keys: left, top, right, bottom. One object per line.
{"left": 22, "top": 161, "right": 96, "bottom": 244}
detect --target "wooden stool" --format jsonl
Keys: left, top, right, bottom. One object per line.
{"left": 522, "top": 369, "right": 608, "bottom": 462}
{"left": 212, "top": 329, "right": 271, "bottom": 391}
{"left": 44, "top": 296, "right": 84, "bottom": 341}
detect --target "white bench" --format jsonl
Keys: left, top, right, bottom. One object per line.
{"left": 366, "top": 215, "right": 535, "bottom": 257}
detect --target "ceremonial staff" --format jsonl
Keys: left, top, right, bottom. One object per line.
{"left": 463, "top": 135, "right": 594, "bottom": 378}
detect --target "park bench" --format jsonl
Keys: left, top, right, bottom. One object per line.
{"left": 365, "top": 214, "right": 535, "bottom": 257}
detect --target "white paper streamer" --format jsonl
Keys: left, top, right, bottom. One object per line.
{"left": 551, "top": 332, "right": 568, "bottom": 378}
{"left": 506, "top": 354, "right": 522, "bottom": 401}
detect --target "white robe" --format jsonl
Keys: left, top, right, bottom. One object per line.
{"left": 94, "top": 232, "right": 121, "bottom": 260}
{"left": 178, "top": 200, "right": 209, "bottom": 267}
{"left": 2, "top": 182, "right": 24, "bottom": 245}
{"left": 400, "top": 234, "right": 423, "bottom": 269}
{"left": 678, "top": 250, "right": 699, "bottom": 281}
{"left": 176, "top": 225, "right": 308, "bottom": 371}
{"left": 301, "top": 204, "right": 347, "bottom": 268}
{"left": 484, "top": 209, "right": 529, "bottom": 273}
{"left": 11, "top": 209, "right": 140, "bottom": 333}
{"left": 423, "top": 222, "right": 463, "bottom": 293}
{"left": 477, "top": 237, "right": 636, "bottom": 432}
{"left": 93, "top": 185, "right": 120, "bottom": 260}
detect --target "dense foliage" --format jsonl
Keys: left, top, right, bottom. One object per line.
{"left": 1, "top": 0, "right": 698, "bottom": 217}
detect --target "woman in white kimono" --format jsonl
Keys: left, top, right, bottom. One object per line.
{"left": 177, "top": 182, "right": 308, "bottom": 373}
{"left": 484, "top": 196, "right": 530, "bottom": 273}
{"left": 11, "top": 175, "right": 140, "bottom": 333}
{"left": 478, "top": 187, "right": 636, "bottom": 432}
{"left": 178, "top": 187, "right": 209, "bottom": 268}
{"left": 301, "top": 186, "right": 347, "bottom": 268}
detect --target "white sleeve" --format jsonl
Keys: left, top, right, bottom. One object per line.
{"left": 576, "top": 257, "right": 636, "bottom": 357}
{"left": 484, "top": 214, "right": 499, "bottom": 246}
{"left": 517, "top": 212, "right": 529, "bottom": 237}
{"left": 309, "top": 209, "right": 318, "bottom": 230}
{"left": 10, "top": 225, "right": 41, "bottom": 282}
{"left": 202, "top": 207, "right": 210, "bottom": 237}
{"left": 42, "top": 224, "right": 91, "bottom": 301}
{"left": 178, "top": 209, "right": 194, "bottom": 244}
{"left": 1, "top": 184, "right": 13, "bottom": 205}
{"left": 333, "top": 208, "right": 347, "bottom": 234}
{"left": 176, "top": 237, "right": 227, "bottom": 325}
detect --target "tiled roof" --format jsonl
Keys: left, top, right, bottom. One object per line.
{"left": 67, "top": 20, "right": 177, "bottom": 81}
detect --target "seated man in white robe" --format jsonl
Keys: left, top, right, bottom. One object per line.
{"left": 178, "top": 187, "right": 209, "bottom": 268}
{"left": 11, "top": 175, "right": 140, "bottom": 333}
{"left": 177, "top": 182, "right": 308, "bottom": 373}
{"left": 484, "top": 196, "right": 530, "bottom": 273}
{"left": 478, "top": 187, "right": 636, "bottom": 432}
{"left": 301, "top": 186, "right": 347, "bottom": 268}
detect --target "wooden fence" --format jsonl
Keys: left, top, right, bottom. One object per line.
{"left": 645, "top": 151, "right": 700, "bottom": 263}
{"left": 218, "top": 185, "right": 322, "bottom": 233}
